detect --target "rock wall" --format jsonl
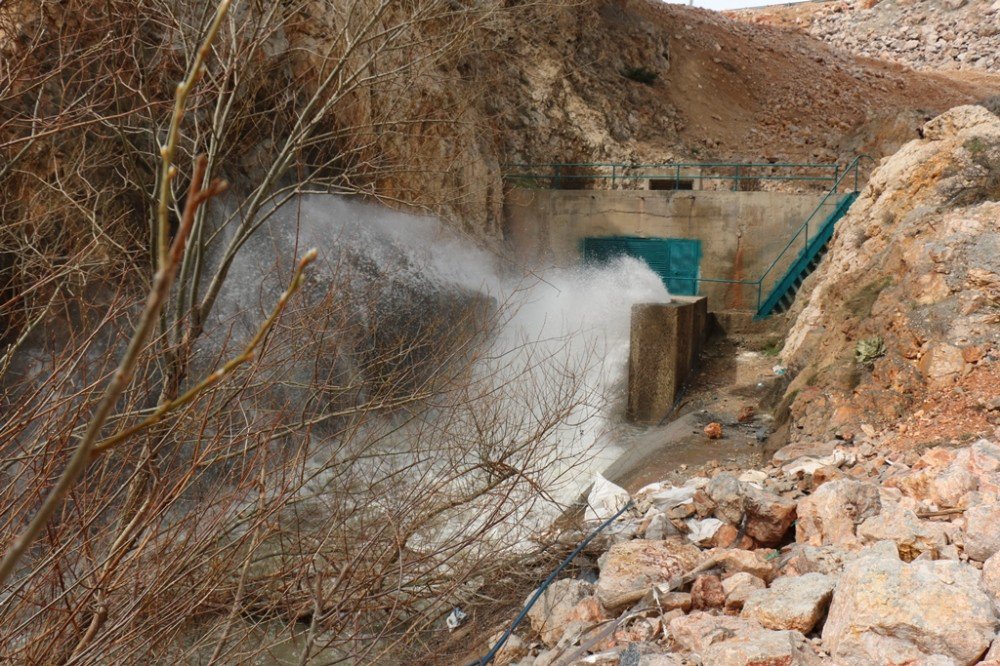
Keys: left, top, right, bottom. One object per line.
{"left": 779, "top": 105, "right": 1000, "bottom": 448}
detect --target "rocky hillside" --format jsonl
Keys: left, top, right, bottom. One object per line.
{"left": 734, "top": 0, "right": 1000, "bottom": 73}
{"left": 481, "top": 0, "right": 1000, "bottom": 177}
{"left": 781, "top": 105, "right": 1000, "bottom": 451}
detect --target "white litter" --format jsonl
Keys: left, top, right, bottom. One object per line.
{"left": 783, "top": 449, "right": 856, "bottom": 476}
{"left": 585, "top": 474, "right": 631, "bottom": 523}
{"left": 635, "top": 476, "right": 709, "bottom": 512}
{"left": 685, "top": 517, "right": 724, "bottom": 544}
{"left": 446, "top": 607, "right": 467, "bottom": 632}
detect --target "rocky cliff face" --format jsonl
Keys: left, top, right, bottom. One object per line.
{"left": 781, "top": 104, "right": 1000, "bottom": 449}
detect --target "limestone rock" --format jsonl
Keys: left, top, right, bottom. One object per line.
{"left": 963, "top": 504, "right": 1000, "bottom": 561}
{"left": 982, "top": 552, "right": 1000, "bottom": 605}
{"left": 709, "top": 547, "right": 779, "bottom": 582}
{"left": 657, "top": 592, "right": 692, "bottom": 613}
{"left": 707, "top": 473, "right": 797, "bottom": 545}
{"left": 772, "top": 439, "right": 840, "bottom": 464}
{"left": 918, "top": 343, "right": 966, "bottom": 387}
{"left": 525, "top": 579, "right": 605, "bottom": 647}
{"left": 596, "top": 539, "right": 702, "bottom": 607}
{"left": 722, "top": 572, "right": 767, "bottom": 612}
{"left": 742, "top": 484, "right": 798, "bottom": 546}
{"left": 822, "top": 556, "right": 998, "bottom": 665}
{"left": 690, "top": 574, "right": 725, "bottom": 610}
{"left": 857, "top": 503, "right": 949, "bottom": 561}
{"left": 638, "top": 656, "right": 684, "bottom": 666}
{"left": 701, "top": 627, "right": 823, "bottom": 666}
{"left": 779, "top": 544, "right": 851, "bottom": 577}
{"left": 741, "top": 572, "right": 836, "bottom": 633}
{"left": 707, "top": 473, "right": 744, "bottom": 524}
{"left": 796, "top": 479, "right": 881, "bottom": 547}
{"left": 667, "top": 612, "right": 760, "bottom": 654}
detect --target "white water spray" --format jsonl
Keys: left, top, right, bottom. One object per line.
{"left": 216, "top": 195, "right": 672, "bottom": 525}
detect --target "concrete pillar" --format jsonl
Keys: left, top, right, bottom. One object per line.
{"left": 627, "top": 297, "right": 708, "bottom": 425}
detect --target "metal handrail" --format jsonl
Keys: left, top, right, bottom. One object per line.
{"left": 756, "top": 155, "right": 873, "bottom": 291}
{"left": 504, "top": 160, "right": 843, "bottom": 191}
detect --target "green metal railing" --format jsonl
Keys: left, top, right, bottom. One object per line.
{"left": 504, "top": 161, "right": 843, "bottom": 191}
{"left": 691, "top": 155, "right": 874, "bottom": 317}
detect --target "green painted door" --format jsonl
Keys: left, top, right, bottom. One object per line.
{"left": 583, "top": 236, "right": 702, "bottom": 296}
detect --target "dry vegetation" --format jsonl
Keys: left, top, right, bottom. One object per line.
{"left": 0, "top": 1, "right": 593, "bottom": 662}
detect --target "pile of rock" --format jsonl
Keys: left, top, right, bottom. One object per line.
{"left": 806, "top": 0, "right": 1000, "bottom": 72}
{"left": 498, "top": 438, "right": 1000, "bottom": 665}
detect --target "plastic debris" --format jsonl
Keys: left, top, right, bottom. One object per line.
{"left": 584, "top": 474, "right": 631, "bottom": 523}
{"left": 773, "top": 365, "right": 787, "bottom": 376}
{"left": 635, "top": 477, "right": 707, "bottom": 513}
{"left": 783, "top": 449, "right": 857, "bottom": 476}
{"left": 446, "top": 607, "right": 467, "bottom": 632}
{"left": 685, "top": 517, "right": 724, "bottom": 544}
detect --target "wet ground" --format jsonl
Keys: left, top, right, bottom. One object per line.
{"left": 602, "top": 335, "right": 788, "bottom": 492}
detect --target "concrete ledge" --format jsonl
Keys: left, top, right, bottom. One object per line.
{"left": 627, "top": 297, "right": 708, "bottom": 425}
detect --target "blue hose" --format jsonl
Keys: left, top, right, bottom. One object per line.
{"left": 467, "top": 500, "right": 635, "bottom": 666}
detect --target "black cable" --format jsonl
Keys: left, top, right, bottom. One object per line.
{"left": 466, "top": 500, "right": 635, "bottom": 666}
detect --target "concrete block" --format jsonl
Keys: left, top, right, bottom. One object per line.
{"left": 627, "top": 298, "right": 708, "bottom": 424}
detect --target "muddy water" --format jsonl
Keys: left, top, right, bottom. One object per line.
{"left": 601, "top": 338, "right": 786, "bottom": 492}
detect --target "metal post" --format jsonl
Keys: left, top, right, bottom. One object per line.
{"left": 554, "top": 164, "right": 561, "bottom": 190}
{"left": 833, "top": 164, "right": 840, "bottom": 191}
{"left": 853, "top": 162, "right": 859, "bottom": 192}
{"left": 733, "top": 165, "right": 740, "bottom": 191}
{"left": 675, "top": 165, "right": 680, "bottom": 190}
{"left": 611, "top": 165, "right": 616, "bottom": 189}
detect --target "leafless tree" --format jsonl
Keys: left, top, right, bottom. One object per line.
{"left": 0, "top": 1, "right": 599, "bottom": 663}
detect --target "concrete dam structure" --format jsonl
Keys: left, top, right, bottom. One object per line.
{"left": 502, "top": 160, "right": 866, "bottom": 422}
{"left": 504, "top": 188, "right": 829, "bottom": 312}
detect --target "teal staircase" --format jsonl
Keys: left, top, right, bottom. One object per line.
{"left": 756, "top": 191, "right": 859, "bottom": 317}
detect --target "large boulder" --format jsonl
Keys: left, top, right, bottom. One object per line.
{"left": 525, "top": 578, "right": 606, "bottom": 647}
{"left": 796, "top": 479, "right": 881, "bottom": 547}
{"left": 857, "top": 503, "right": 949, "bottom": 561}
{"left": 822, "top": 554, "right": 998, "bottom": 665}
{"left": 701, "top": 627, "right": 823, "bottom": 666}
{"left": 707, "top": 473, "right": 797, "bottom": 545}
{"left": 741, "top": 572, "right": 836, "bottom": 634}
{"left": 963, "top": 504, "right": 1000, "bottom": 561}
{"left": 596, "top": 538, "right": 702, "bottom": 607}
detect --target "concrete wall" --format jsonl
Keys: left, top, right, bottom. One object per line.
{"left": 627, "top": 297, "right": 708, "bottom": 425}
{"left": 504, "top": 189, "right": 828, "bottom": 311}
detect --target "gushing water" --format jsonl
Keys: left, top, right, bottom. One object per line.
{"left": 215, "top": 195, "right": 671, "bottom": 528}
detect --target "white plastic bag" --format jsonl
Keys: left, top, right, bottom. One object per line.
{"left": 584, "top": 474, "right": 631, "bottom": 523}
{"left": 685, "top": 517, "right": 724, "bottom": 545}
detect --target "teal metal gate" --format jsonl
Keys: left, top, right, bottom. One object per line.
{"left": 583, "top": 237, "right": 702, "bottom": 296}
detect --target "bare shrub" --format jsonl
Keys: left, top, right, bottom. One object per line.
{"left": 0, "top": 1, "right": 600, "bottom": 662}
